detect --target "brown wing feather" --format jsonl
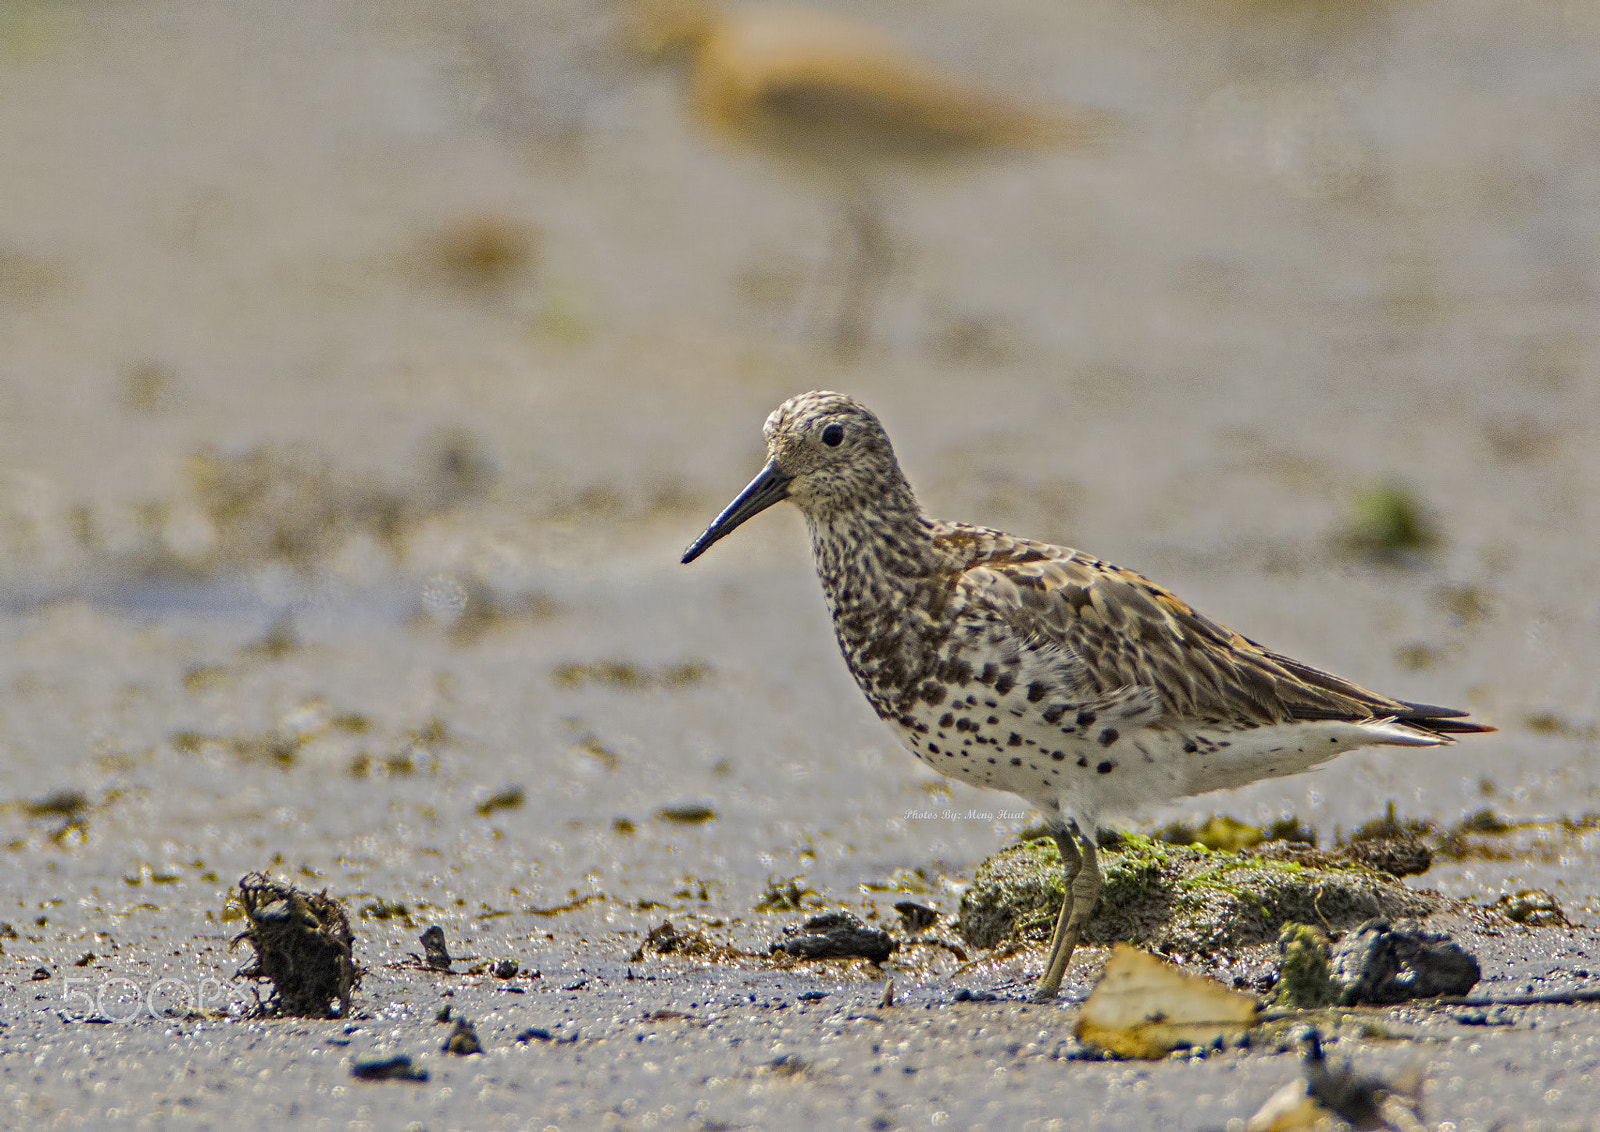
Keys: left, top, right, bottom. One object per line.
{"left": 939, "top": 525, "right": 1487, "bottom": 735}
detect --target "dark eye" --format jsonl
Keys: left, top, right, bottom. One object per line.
{"left": 821, "top": 424, "right": 844, "bottom": 447}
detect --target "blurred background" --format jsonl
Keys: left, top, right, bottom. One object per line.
{"left": 1, "top": 0, "right": 1598, "bottom": 968}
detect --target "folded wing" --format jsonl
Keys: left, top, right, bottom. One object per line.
{"left": 946, "top": 529, "right": 1491, "bottom": 738}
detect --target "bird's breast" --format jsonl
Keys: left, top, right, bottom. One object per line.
{"left": 833, "top": 611, "right": 940, "bottom": 719}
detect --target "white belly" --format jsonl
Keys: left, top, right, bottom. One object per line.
{"left": 886, "top": 705, "right": 1445, "bottom": 826}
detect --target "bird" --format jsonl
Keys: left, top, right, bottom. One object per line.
{"left": 626, "top": 0, "right": 1114, "bottom": 354}
{"left": 681, "top": 391, "right": 1492, "bottom": 1001}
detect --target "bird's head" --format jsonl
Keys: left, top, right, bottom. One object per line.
{"left": 624, "top": 0, "right": 717, "bottom": 60}
{"left": 682, "top": 390, "right": 905, "bottom": 563}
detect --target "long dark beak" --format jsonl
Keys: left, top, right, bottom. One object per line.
{"left": 682, "top": 459, "right": 793, "bottom": 564}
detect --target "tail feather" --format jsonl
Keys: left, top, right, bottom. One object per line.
{"left": 1394, "top": 700, "right": 1495, "bottom": 737}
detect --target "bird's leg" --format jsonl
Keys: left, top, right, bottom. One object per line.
{"left": 1031, "top": 825, "right": 1080, "bottom": 1000}
{"left": 1033, "top": 822, "right": 1101, "bottom": 1001}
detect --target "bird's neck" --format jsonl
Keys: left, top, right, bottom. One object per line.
{"left": 803, "top": 488, "right": 941, "bottom": 619}
{"left": 802, "top": 485, "right": 958, "bottom": 719}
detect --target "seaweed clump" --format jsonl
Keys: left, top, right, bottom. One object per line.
{"left": 231, "top": 872, "right": 360, "bottom": 1017}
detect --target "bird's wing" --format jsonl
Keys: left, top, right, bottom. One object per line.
{"left": 695, "top": 8, "right": 1109, "bottom": 150}
{"left": 942, "top": 528, "right": 1480, "bottom": 734}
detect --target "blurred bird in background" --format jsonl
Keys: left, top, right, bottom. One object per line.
{"left": 627, "top": 0, "right": 1117, "bottom": 355}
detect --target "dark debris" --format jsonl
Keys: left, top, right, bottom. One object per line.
{"left": 773, "top": 912, "right": 897, "bottom": 964}
{"left": 351, "top": 1054, "right": 428, "bottom": 1082}
{"left": 442, "top": 1018, "right": 483, "bottom": 1055}
{"left": 231, "top": 872, "right": 359, "bottom": 1018}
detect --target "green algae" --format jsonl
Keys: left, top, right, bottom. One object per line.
{"left": 957, "top": 833, "right": 1442, "bottom": 954}
{"left": 1155, "top": 814, "right": 1319, "bottom": 852}
{"left": 1339, "top": 482, "right": 1439, "bottom": 561}
{"left": 1272, "top": 924, "right": 1337, "bottom": 1009}
{"left": 1154, "top": 814, "right": 1265, "bottom": 852}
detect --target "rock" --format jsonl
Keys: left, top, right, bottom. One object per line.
{"left": 1329, "top": 919, "right": 1480, "bottom": 1005}
{"left": 894, "top": 901, "right": 939, "bottom": 932}
{"left": 419, "top": 925, "right": 452, "bottom": 970}
{"left": 351, "top": 1054, "right": 429, "bottom": 1082}
{"left": 442, "top": 1018, "right": 482, "bottom": 1055}
{"left": 952, "top": 988, "right": 999, "bottom": 1003}
{"left": 773, "top": 912, "right": 897, "bottom": 963}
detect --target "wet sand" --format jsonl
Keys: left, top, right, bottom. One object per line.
{"left": 1, "top": 0, "right": 1598, "bottom": 1127}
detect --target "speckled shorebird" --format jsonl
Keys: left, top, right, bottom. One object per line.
{"left": 682, "top": 391, "right": 1492, "bottom": 1000}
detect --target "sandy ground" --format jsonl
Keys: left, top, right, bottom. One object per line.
{"left": 2, "top": 0, "right": 1599, "bottom": 1127}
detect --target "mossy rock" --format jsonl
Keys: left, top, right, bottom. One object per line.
{"left": 956, "top": 834, "right": 1442, "bottom": 954}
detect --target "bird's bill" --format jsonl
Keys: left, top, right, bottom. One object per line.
{"left": 681, "top": 459, "right": 793, "bottom": 564}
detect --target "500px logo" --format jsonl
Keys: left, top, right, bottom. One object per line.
{"left": 61, "top": 977, "right": 245, "bottom": 1023}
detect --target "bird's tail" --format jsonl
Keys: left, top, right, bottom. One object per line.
{"left": 1393, "top": 700, "right": 1495, "bottom": 738}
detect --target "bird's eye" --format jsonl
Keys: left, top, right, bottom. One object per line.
{"left": 821, "top": 424, "right": 844, "bottom": 447}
